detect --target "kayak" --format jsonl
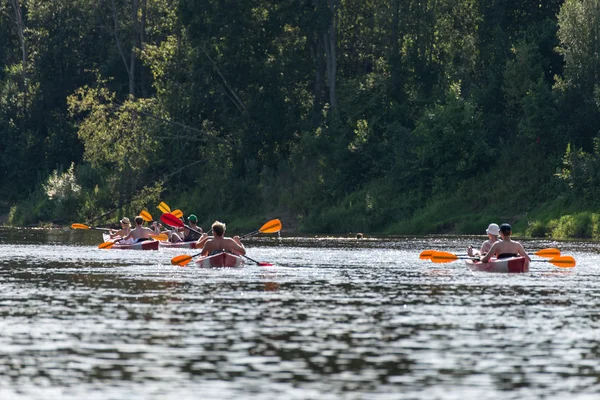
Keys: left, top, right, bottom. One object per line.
{"left": 159, "top": 241, "right": 197, "bottom": 249}
{"left": 195, "top": 252, "right": 245, "bottom": 268}
{"left": 465, "top": 256, "right": 528, "bottom": 273}
{"left": 102, "top": 234, "right": 160, "bottom": 250}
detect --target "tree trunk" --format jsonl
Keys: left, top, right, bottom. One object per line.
{"left": 389, "top": 0, "right": 405, "bottom": 102}
{"left": 139, "top": 0, "right": 147, "bottom": 97}
{"left": 324, "top": 0, "right": 338, "bottom": 112}
{"left": 9, "top": 0, "right": 27, "bottom": 105}
{"left": 110, "top": 0, "right": 139, "bottom": 97}
{"left": 310, "top": 37, "right": 326, "bottom": 126}
{"left": 129, "top": 0, "right": 140, "bottom": 96}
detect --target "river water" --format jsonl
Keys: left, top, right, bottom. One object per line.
{"left": 0, "top": 228, "right": 598, "bottom": 399}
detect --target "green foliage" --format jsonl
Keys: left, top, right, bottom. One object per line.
{"left": 3, "top": 0, "right": 600, "bottom": 239}
{"left": 413, "top": 90, "right": 491, "bottom": 194}
{"left": 549, "top": 212, "right": 600, "bottom": 239}
{"left": 556, "top": 138, "right": 600, "bottom": 200}
{"left": 525, "top": 220, "right": 549, "bottom": 238}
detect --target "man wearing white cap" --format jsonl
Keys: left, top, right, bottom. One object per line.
{"left": 467, "top": 223, "right": 500, "bottom": 257}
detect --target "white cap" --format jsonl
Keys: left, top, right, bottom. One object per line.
{"left": 486, "top": 223, "right": 500, "bottom": 236}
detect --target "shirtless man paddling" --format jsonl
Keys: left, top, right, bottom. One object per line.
{"left": 121, "top": 215, "right": 160, "bottom": 243}
{"left": 479, "top": 223, "right": 531, "bottom": 267}
{"left": 199, "top": 221, "right": 245, "bottom": 256}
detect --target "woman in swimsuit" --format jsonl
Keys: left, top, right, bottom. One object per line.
{"left": 467, "top": 223, "right": 500, "bottom": 257}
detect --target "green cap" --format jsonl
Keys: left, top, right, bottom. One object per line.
{"left": 188, "top": 214, "right": 198, "bottom": 223}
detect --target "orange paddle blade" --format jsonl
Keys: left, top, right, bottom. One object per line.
{"left": 171, "top": 254, "right": 193, "bottom": 266}
{"left": 172, "top": 209, "right": 183, "bottom": 218}
{"left": 259, "top": 219, "right": 282, "bottom": 234}
{"left": 548, "top": 256, "right": 576, "bottom": 268}
{"left": 71, "top": 223, "right": 89, "bottom": 230}
{"left": 98, "top": 241, "right": 115, "bottom": 249}
{"left": 149, "top": 233, "right": 168, "bottom": 241}
{"left": 157, "top": 202, "right": 171, "bottom": 214}
{"left": 431, "top": 251, "right": 459, "bottom": 263}
{"left": 419, "top": 250, "right": 435, "bottom": 260}
{"left": 140, "top": 210, "right": 152, "bottom": 222}
{"left": 534, "top": 248, "right": 560, "bottom": 258}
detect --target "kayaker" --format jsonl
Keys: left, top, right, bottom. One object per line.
{"left": 183, "top": 214, "right": 203, "bottom": 241}
{"left": 467, "top": 223, "right": 500, "bottom": 257}
{"left": 121, "top": 215, "right": 161, "bottom": 243}
{"left": 199, "top": 221, "right": 245, "bottom": 256}
{"left": 109, "top": 217, "right": 131, "bottom": 239}
{"left": 479, "top": 223, "right": 531, "bottom": 265}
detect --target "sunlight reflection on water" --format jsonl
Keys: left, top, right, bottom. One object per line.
{"left": 0, "top": 229, "right": 599, "bottom": 399}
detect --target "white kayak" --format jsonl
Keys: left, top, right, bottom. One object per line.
{"left": 465, "top": 256, "right": 528, "bottom": 273}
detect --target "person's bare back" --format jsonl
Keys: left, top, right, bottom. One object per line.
{"left": 480, "top": 223, "right": 531, "bottom": 264}
{"left": 200, "top": 221, "right": 245, "bottom": 256}
{"left": 122, "top": 216, "right": 159, "bottom": 242}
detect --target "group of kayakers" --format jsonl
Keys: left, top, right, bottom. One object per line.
{"left": 109, "top": 214, "right": 245, "bottom": 256}
{"left": 467, "top": 222, "right": 531, "bottom": 265}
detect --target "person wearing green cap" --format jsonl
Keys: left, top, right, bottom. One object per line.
{"left": 183, "top": 214, "right": 203, "bottom": 242}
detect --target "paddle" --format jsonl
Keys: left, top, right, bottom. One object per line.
{"left": 140, "top": 210, "right": 152, "bottom": 222}
{"left": 430, "top": 251, "right": 476, "bottom": 263}
{"left": 149, "top": 233, "right": 168, "bottom": 241}
{"left": 242, "top": 254, "right": 273, "bottom": 266}
{"left": 534, "top": 248, "right": 561, "bottom": 258}
{"left": 98, "top": 240, "right": 118, "bottom": 249}
{"left": 172, "top": 209, "right": 183, "bottom": 219}
{"left": 170, "top": 219, "right": 282, "bottom": 266}
{"left": 71, "top": 223, "right": 111, "bottom": 231}
{"left": 419, "top": 247, "right": 560, "bottom": 260}
{"left": 532, "top": 256, "right": 576, "bottom": 268}
{"left": 240, "top": 219, "right": 282, "bottom": 238}
{"left": 157, "top": 202, "right": 171, "bottom": 214}
{"left": 160, "top": 212, "right": 203, "bottom": 235}
{"left": 419, "top": 250, "right": 435, "bottom": 260}
{"left": 430, "top": 251, "right": 576, "bottom": 268}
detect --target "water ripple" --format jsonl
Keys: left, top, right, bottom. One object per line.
{"left": 0, "top": 230, "right": 599, "bottom": 399}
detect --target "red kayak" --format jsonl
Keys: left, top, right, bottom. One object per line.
{"left": 195, "top": 252, "right": 245, "bottom": 268}
{"left": 102, "top": 234, "right": 160, "bottom": 250}
{"left": 465, "top": 256, "right": 528, "bottom": 273}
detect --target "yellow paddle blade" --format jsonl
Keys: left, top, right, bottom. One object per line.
{"left": 431, "top": 251, "right": 459, "bottom": 263}
{"left": 98, "top": 241, "right": 115, "bottom": 249}
{"left": 419, "top": 250, "right": 435, "bottom": 260}
{"left": 548, "top": 256, "right": 576, "bottom": 268}
{"left": 157, "top": 202, "right": 171, "bottom": 214}
{"left": 149, "top": 233, "right": 168, "bottom": 241}
{"left": 140, "top": 210, "right": 152, "bottom": 222}
{"left": 171, "top": 254, "right": 193, "bottom": 266}
{"left": 535, "top": 248, "right": 560, "bottom": 258}
{"left": 71, "top": 223, "right": 90, "bottom": 230}
{"left": 259, "top": 219, "right": 282, "bottom": 234}
{"left": 172, "top": 209, "right": 183, "bottom": 218}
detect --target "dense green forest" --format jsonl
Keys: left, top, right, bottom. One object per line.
{"left": 2, "top": 0, "right": 600, "bottom": 237}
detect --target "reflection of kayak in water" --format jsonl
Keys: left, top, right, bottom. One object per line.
{"left": 465, "top": 256, "right": 528, "bottom": 273}
{"left": 195, "top": 252, "right": 245, "bottom": 268}
{"left": 102, "top": 234, "right": 160, "bottom": 250}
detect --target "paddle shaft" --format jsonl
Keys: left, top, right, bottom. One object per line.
{"left": 241, "top": 254, "right": 272, "bottom": 266}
